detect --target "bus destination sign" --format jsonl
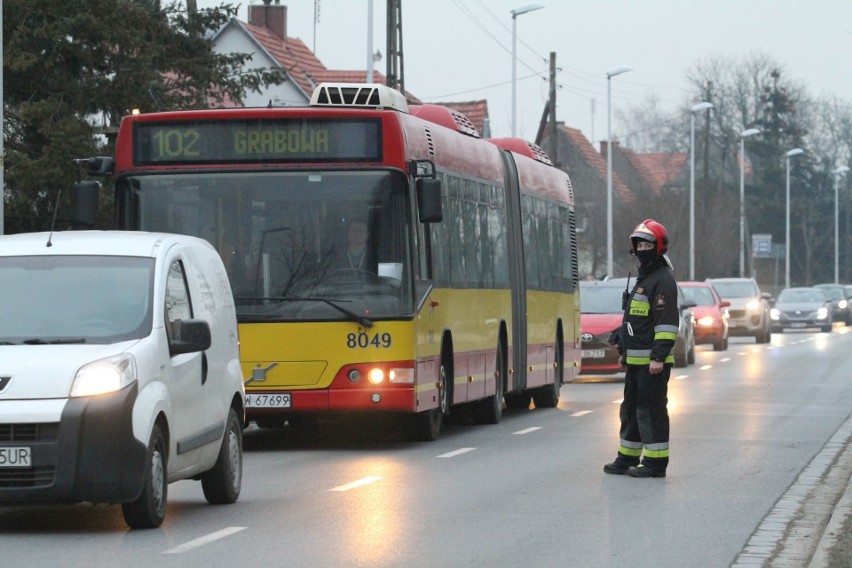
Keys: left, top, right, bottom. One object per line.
{"left": 133, "top": 118, "right": 382, "bottom": 165}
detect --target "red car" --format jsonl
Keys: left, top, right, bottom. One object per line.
{"left": 679, "top": 281, "right": 730, "bottom": 351}
{"left": 579, "top": 280, "right": 627, "bottom": 374}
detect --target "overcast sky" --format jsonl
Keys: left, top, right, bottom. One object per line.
{"left": 196, "top": 0, "right": 852, "bottom": 144}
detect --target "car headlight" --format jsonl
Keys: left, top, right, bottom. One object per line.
{"left": 817, "top": 307, "right": 829, "bottom": 320}
{"left": 839, "top": 300, "right": 848, "bottom": 309}
{"left": 746, "top": 299, "right": 761, "bottom": 311}
{"left": 70, "top": 354, "right": 137, "bottom": 397}
{"left": 770, "top": 308, "right": 780, "bottom": 320}
{"left": 697, "top": 316, "right": 716, "bottom": 327}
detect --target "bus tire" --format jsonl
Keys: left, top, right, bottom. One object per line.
{"left": 505, "top": 392, "right": 532, "bottom": 410}
{"left": 533, "top": 335, "right": 563, "bottom": 408}
{"left": 122, "top": 423, "right": 167, "bottom": 529}
{"left": 472, "top": 341, "right": 505, "bottom": 424}
{"left": 409, "top": 361, "right": 450, "bottom": 441}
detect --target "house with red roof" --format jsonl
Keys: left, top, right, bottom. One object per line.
{"left": 211, "top": 2, "right": 420, "bottom": 107}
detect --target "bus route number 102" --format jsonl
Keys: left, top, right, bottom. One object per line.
{"left": 347, "top": 332, "right": 391, "bottom": 349}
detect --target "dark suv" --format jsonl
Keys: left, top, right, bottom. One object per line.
{"left": 706, "top": 278, "right": 772, "bottom": 343}
{"left": 813, "top": 284, "right": 851, "bottom": 325}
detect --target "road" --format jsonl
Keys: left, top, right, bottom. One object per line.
{"left": 2, "top": 328, "right": 852, "bottom": 567}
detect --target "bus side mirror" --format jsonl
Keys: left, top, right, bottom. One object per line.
{"left": 416, "top": 178, "right": 443, "bottom": 223}
{"left": 72, "top": 181, "right": 100, "bottom": 228}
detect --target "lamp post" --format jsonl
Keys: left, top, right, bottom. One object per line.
{"left": 833, "top": 166, "right": 850, "bottom": 283}
{"left": 511, "top": 3, "right": 544, "bottom": 138}
{"left": 606, "top": 65, "right": 632, "bottom": 278}
{"left": 738, "top": 128, "right": 760, "bottom": 277}
{"left": 784, "top": 148, "right": 804, "bottom": 289}
{"left": 689, "top": 102, "right": 713, "bottom": 280}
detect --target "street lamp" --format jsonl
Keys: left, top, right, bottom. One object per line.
{"left": 606, "top": 64, "right": 632, "bottom": 278}
{"left": 511, "top": 3, "right": 544, "bottom": 138}
{"left": 784, "top": 148, "right": 804, "bottom": 289}
{"left": 739, "top": 128, "right": 761, "bottom": 277}
{"left": 689, "top": 102, "right": 713, "bottom": 280}
{"left": 833, "top": 166, "right": 850, "bottom": 283}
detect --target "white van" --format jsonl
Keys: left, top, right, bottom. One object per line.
{"left": 0, "top": 231, "right": 245, "bottom": 528}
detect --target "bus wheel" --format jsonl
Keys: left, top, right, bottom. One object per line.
{"left": 472, "top": 341, "right": 505, "bottom": 424}
{"left": 409, "top": 363, "right": 448, "bottom": 441}
{"left": 505, "top": 392, "right": 532, "bottom": 410}
{"left": 533, "top": 337, "right": 563, "bottom": 408}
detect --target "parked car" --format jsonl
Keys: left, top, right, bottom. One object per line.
{"left": 679, "top": 281, "right": 730, "bottom": 351}
{"left": 675, "top": 285, "right": 697, "bottom": 367}
{"left": 0, "top": 231, "right": 245, "bottom": 529}
{"left": 578, "top": 280, "right": 626, "bottom": 374}
{"left": 813, "top": 284, "right": 851, "bottom": 325}
{"left": 706, "top": 277, "right": 772, "bottom": 343}
{"left": 770, "top": 287, "right": 833, "bottom": 332}
{"left": 579, "top": 278, "right": 693, "bottom": 373}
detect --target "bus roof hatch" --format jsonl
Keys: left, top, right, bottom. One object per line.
{"left": 310, "top": 83, "right": 409, "bottom": 113}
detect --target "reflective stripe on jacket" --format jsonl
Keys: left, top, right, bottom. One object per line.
{"left": 621, "top": 261, "right": 679, "bottom": 365}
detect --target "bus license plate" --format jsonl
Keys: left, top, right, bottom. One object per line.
{"left": 583, "top": 349, "right": 606, "bottom": 359}
{"left": 246, "top": 393, "right": 291, "bottom": 408}
{"left": 0, "top": 447, "right": 32, "bottom": 468}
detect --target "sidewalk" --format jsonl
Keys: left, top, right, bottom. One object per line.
{"left": 733, "top": 413, "right": 852, "bottom": 567}
{"left": 809, "top": 476, "right": 852, "bottom": 568}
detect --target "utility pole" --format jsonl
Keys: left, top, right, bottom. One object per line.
{"left": 385, "top": 0, "right": 404, "bottom": 92}
{"left": 548, "top": 52, "right": 558, "bottom": 168}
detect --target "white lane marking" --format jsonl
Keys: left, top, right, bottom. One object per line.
{"left": 436, "top": 447, "right": 476, "bottom": 458}
{"left": 674, "top": 374, "right": 688, "bottom": 380}
{"left": 329, "top": 476, "right": 383, "bottom": 492}
{"left": 570, "top": 411, "right": 593, "bottom": 417}
{"left": 163, "top": 527, "right": 247, "bottom": 554}
{"left": 720, "top": 357, "right": 731, "bottom": 362}
{"left": 700, "top": 365, "right": 713, "bottom": 370}
{"left": 513, "top": 427, "right": 543, "bottom": 434}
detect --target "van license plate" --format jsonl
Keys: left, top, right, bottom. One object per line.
{"left": 0, "top": 447, "right": 32, "bottom": 468}
{"left": 246, "top": 394, "right": 291, "bottom": 408}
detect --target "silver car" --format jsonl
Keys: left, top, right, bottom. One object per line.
{"left": 706, "top": 277, "right": 772, "bottom": 343}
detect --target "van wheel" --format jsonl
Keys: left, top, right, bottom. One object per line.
{"left": 122, "top": 424, "right": 167, "bottom": 529}
{"left": 202, "top": 408, "right": 243, "bottom": 504}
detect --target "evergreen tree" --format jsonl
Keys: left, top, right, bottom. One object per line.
{"left": 3, "top": 0, "right": 285, "bottom": 232}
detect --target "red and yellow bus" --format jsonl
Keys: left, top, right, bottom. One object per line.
{"left": 74, "top": 83, "right": 580, "bottom": 440}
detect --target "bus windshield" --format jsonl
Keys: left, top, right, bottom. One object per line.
{"left": 118, "top": 170, "right": 413, "bottom": 322}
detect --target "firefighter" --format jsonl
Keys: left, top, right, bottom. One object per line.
{"left": 604, "top": 219, "right": 678, "bottom": 478}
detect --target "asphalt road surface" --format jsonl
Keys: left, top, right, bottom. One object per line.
{"left": 2, "top": 327, "right": 852, "bottom": 568}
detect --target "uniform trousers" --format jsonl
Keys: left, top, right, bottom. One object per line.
{"left": 619, "top": 363, "right": 671, "bottom": 470}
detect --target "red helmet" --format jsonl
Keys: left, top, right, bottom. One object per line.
{"left": 630, "top": 219, "right": 669, "bottom": 255}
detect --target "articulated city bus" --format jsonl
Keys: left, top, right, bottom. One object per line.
{"left": 74, "top": 83, "right": 580, "bottom": 440}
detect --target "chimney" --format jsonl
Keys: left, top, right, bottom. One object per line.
{"left": 249, "top": 2, "right": 287, "bottom": 39}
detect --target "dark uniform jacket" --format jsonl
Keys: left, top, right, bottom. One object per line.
{"left": 619, "top": 258, "right": 679, "bottom": 365}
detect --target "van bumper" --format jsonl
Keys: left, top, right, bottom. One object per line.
{"left": 0, "top": 384, "right": 147, "bottom": 504}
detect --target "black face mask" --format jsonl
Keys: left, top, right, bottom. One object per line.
{"left": 635, "top": 249, "right": 657, "bottom": 267}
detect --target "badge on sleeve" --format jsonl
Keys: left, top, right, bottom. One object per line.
{"left": 655, "top": 294, "right": 667, "bottom": 309}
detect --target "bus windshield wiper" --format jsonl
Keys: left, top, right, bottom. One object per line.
{"left": 22, "top": 338, "right": 87, "bottom": 345}
{"left": 246, "top": 296, "right": 374, "bottom": 328}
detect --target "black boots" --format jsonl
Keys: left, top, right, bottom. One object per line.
{"left": 603, "top": 457, "right": 639, "bottom": 475}
{"left": 627, "top": 464, "right": 666, "bottom": 478}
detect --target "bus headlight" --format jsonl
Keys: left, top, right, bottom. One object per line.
{"left": 368, "top": 368, "right": 385, "bottom": 384}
